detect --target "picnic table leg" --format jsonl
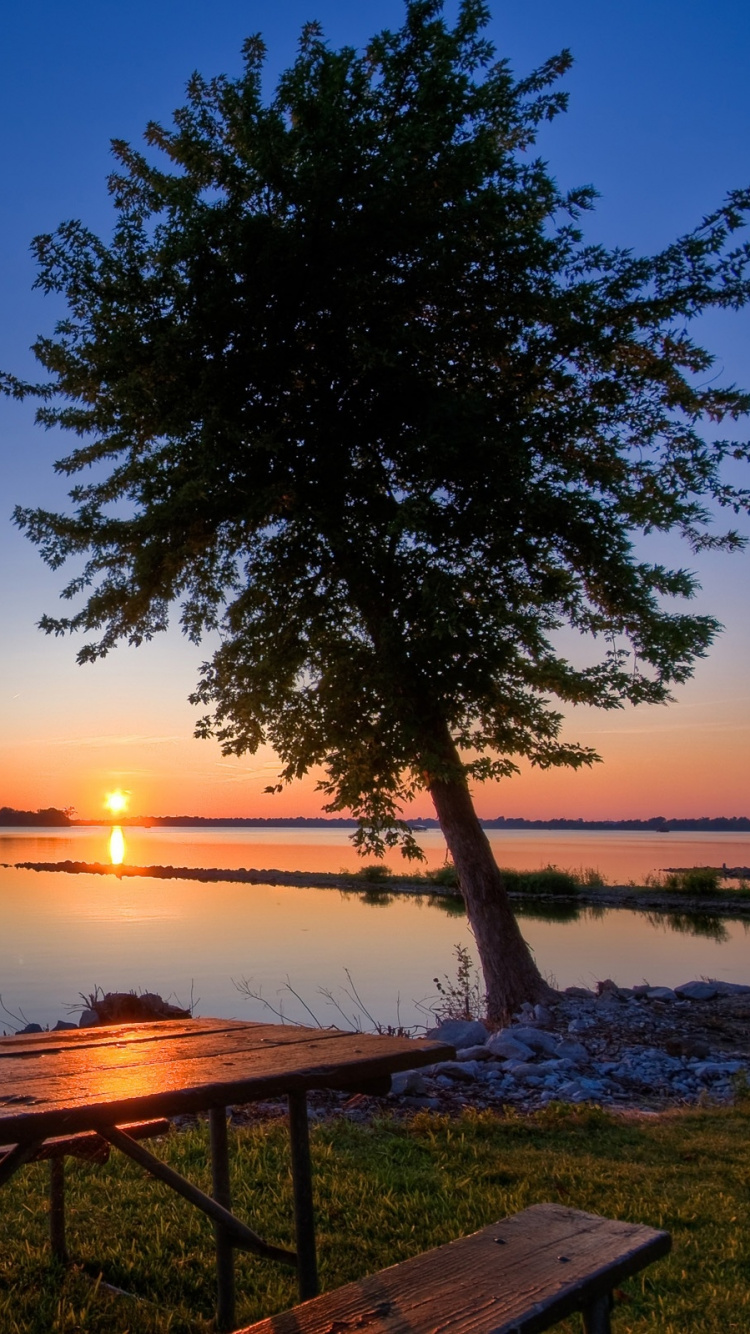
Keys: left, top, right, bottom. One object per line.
{"left": 209, "top": 1107, "right": 235, "bottom": 1333}
{"left": 49, "top": 1157, "right": 68, "bottom": 1263}
{"left": 288, "top": 1090, "right": 318, "bottom": 1301}
{"left": 583, "top": 1292, "right": 613, "bottom": 1333}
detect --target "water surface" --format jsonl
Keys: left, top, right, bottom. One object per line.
{"left": 1, "top": 826, "right": 748, "bottom": 1032}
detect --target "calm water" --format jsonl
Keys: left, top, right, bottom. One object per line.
{"left": 1, "top": 826, "right": 748, "bottom": 1031}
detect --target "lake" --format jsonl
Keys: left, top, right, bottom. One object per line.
{"left": 1, "top": 825, "right": 748, "bottom": 1032}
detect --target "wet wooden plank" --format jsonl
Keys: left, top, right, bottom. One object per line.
{"left": 0, "top": 1024, "right": 451, "bottom": 1145}
{"left": 234, "top": 1205, "right": 671, "bottom": 1334}
{"left": 0, "top": 1018, "right": 303, "bottom": 1058}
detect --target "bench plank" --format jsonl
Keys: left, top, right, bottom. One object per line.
{"left": 235, "top": 1205, "right": 670, "bottom": 1334}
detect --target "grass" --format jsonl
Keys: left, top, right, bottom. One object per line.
{"left": 1, "top": 1101, "right": 749, "bottom": 1332}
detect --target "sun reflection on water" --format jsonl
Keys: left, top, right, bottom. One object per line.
{"left": 109, "top": 826, "right": 126, "bottom": 866}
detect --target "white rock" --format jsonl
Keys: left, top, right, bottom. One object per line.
{"left": 675, "top": 981, "right": 717, "bottom": 1001}
{"left": 455, "top": 1044, "right": 493, "bottom": 1061}
{"left": 533, "top": 1004, "right": 553, "bottom": 1027}
{"left": 485, "top": 1032, "right": 534, "bottom": 1060}
{"left": 426, "top": 1018, "right": 489, "bottom": 1047}
{"left": 505, "top": 1026, "right": 559, "bottom": 1055}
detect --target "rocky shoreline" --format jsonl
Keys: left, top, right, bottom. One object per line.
{"left": 265, "top": 976, "right": 750, "bottom": 1125}
{"left": 9, "top": 857, "right": 750, "bottom": 918}
{"left": 395, "top": 978, "right": 750, "bottom": 1116}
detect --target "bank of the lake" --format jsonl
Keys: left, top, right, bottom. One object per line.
{"left": 11, "top": 855, "right": 750, "bottom": 920}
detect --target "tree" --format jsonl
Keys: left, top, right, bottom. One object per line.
{"left": 13, "top": 0, "right": 750, "bottom": 1019}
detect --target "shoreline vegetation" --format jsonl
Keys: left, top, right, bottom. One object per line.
{"left": 3, "top": 806, "right": 750, "bottom": 830}
{"left": 7, "top": 857, "right": 750, "bottom": 918}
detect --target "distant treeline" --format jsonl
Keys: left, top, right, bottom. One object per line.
{"left": 477, "top": 816, "right": 750, "bottom": 832}
{"left": 0, "top": 806, "right": 72, "bottom": 826}
{"left": 77, "top": 813, "right": 750, "bottom": 831}
{"left": 3, "top": 808, "right": 750, "bottom": 832}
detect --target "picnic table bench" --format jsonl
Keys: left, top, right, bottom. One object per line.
{"left": 235, "top": 1204, "right": 671, "bottom": 1334}
{"left": 0, "top": 1017, "right": 452, "bottom": 1330}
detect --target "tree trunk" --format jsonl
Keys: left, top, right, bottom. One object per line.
{"left": 426, "top": 727, "right": 555, "bottom": 1023}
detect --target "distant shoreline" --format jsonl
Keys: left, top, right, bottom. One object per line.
{"left": 3, "top": 808, "right": 750, "bottom": 833}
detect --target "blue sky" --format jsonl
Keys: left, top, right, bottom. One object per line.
{"left": 1, "top": 1, "right": 749, "bottom": 819}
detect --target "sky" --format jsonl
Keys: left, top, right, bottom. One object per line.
{"left": 0, "top": 0, "right": 749, "bottom": 822}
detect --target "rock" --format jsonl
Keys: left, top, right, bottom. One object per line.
{"left": 568, "top": 1015, "right": 596, "bottom": 1033}
{"left": 564, "top": 986, "right": 595, "bottom": 998}
{"left": 705, "top": 981, "right": 750, "bottom": 996}
{"left": 631, "top": 985, "right": 651, "bottom": 997}
{"left": 485, "top": 1032, "right": 534, "bottom": 1060}
{"left": 455, "top": 1045, "right": 493, "bottom": 1061}
{"left": 434, "top": 1060, "right": 481, "bottom": 1082}
{"left": 694, "top": 1060, "right": 744, "bottom": 1079}
{"left": 596, "top": 978, "right": 621, "bottom": 996}
{"left": 675, "top": 981, "right": 718, "bottom": 1001}
{"left": 556, "top": 1080, "right": 586, "bottom": 1101}
{"left": 533, "top": 1004, "right": 553, "bottom": 1027}
{"left": 78, "top": 1009, "right": 99, "bottom": 1028}
{"left": 645, "top": 987, "right": 677, "bottom": 1002}
{"left": 502, "top": 1061, "right": 543, "bottom": 1080}
{"left": 391, "top": 1070, "right": 428, "bottom": 1096}
{"left": 504, "top": 1026, "right": 559, "bottom": 1055}
{"left": 554, "top": 1040, "right": 589, "bottom": 1064}
{"left": 53, "top": 1020, "right": 77, "bottom": 1031}
{"left": 91, "top": 991, "right": 191, "bottom": 1024}
{"left": 426, "top": 1018, "right": 488, "bottom": 1048}
{"left": 19, "top": 1022, "right": 43, "bottom": 1034}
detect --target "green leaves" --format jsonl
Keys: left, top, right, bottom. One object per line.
{"left": 12, "top": 0, "right": 750, "bottom": 854}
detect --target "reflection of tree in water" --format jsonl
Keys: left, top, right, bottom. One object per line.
{"left": 429, "top": 895, "right": 585, "bottom": 924}
{"left": 428, "top": 894, "right": 466, "bottom": 918}
{"left": 362, "top": 889, "right": 395, "bottom": 908}
{"left": 514, "top": 901, "right": 582, "bottom": 925}
{"left": 646, "top": 910, "right": 730, "bottom": 942}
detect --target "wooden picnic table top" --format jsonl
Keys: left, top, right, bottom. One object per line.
{"left": 0, "top": 1018, "right": 452, "bottom": 1147}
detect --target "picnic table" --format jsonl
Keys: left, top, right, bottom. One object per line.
{"left": 0, "top": 1017, "right": 452, "bottom": 1329}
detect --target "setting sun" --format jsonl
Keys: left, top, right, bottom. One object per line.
{"left": 104, "top": 789, "right": 129, "bottom": 816}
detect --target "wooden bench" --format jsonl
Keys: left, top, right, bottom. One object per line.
{"left": 0, "top": 1118, "right": 170, "bottom": 1263}
{"left": 234, "top": 1204, "right": 671, "bottom": 1334}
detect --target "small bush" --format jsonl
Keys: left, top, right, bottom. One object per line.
{"left": 353, "top": 863, "right": 393, "bottom": 883}
{"left": 501, "top": 865, "right": 580, "bottom": 896}
{"left": 663, "top": 867, "right": 721, "bottom": 895}
{"left": 427, "top": 864, "right": 460, "bottom": 889}
{"left": 432, "top": 944, "right": 486, "bottom": 1022}
{"left": 577, "top": 866, "right": 606, "bottom": 888}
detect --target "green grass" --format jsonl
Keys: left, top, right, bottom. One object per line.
{"left": 1, "top": 1102, "right": 749, "bottom": 1331}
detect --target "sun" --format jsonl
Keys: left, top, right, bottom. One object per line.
{"left": 104, "top": 789, "right": 129, "bottom": 817}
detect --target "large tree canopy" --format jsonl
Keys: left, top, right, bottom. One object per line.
{"left": 14, "top": 0, "right": 750, "bottom": 1016}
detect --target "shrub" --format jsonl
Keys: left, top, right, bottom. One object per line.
{"left": 427, "top": 864, "right": 460, "bottom": 889}
{"left": 353, "top": 863, "right": 393, "bottom": 883}
{"left": 501, "top": 865, "right": 580, "bottom": 896}
{"left": 432, "top": 944, "right": 486, "bottom": 1023}
{"left": 663, "top": 867, "right": 721, "bottom": 895}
